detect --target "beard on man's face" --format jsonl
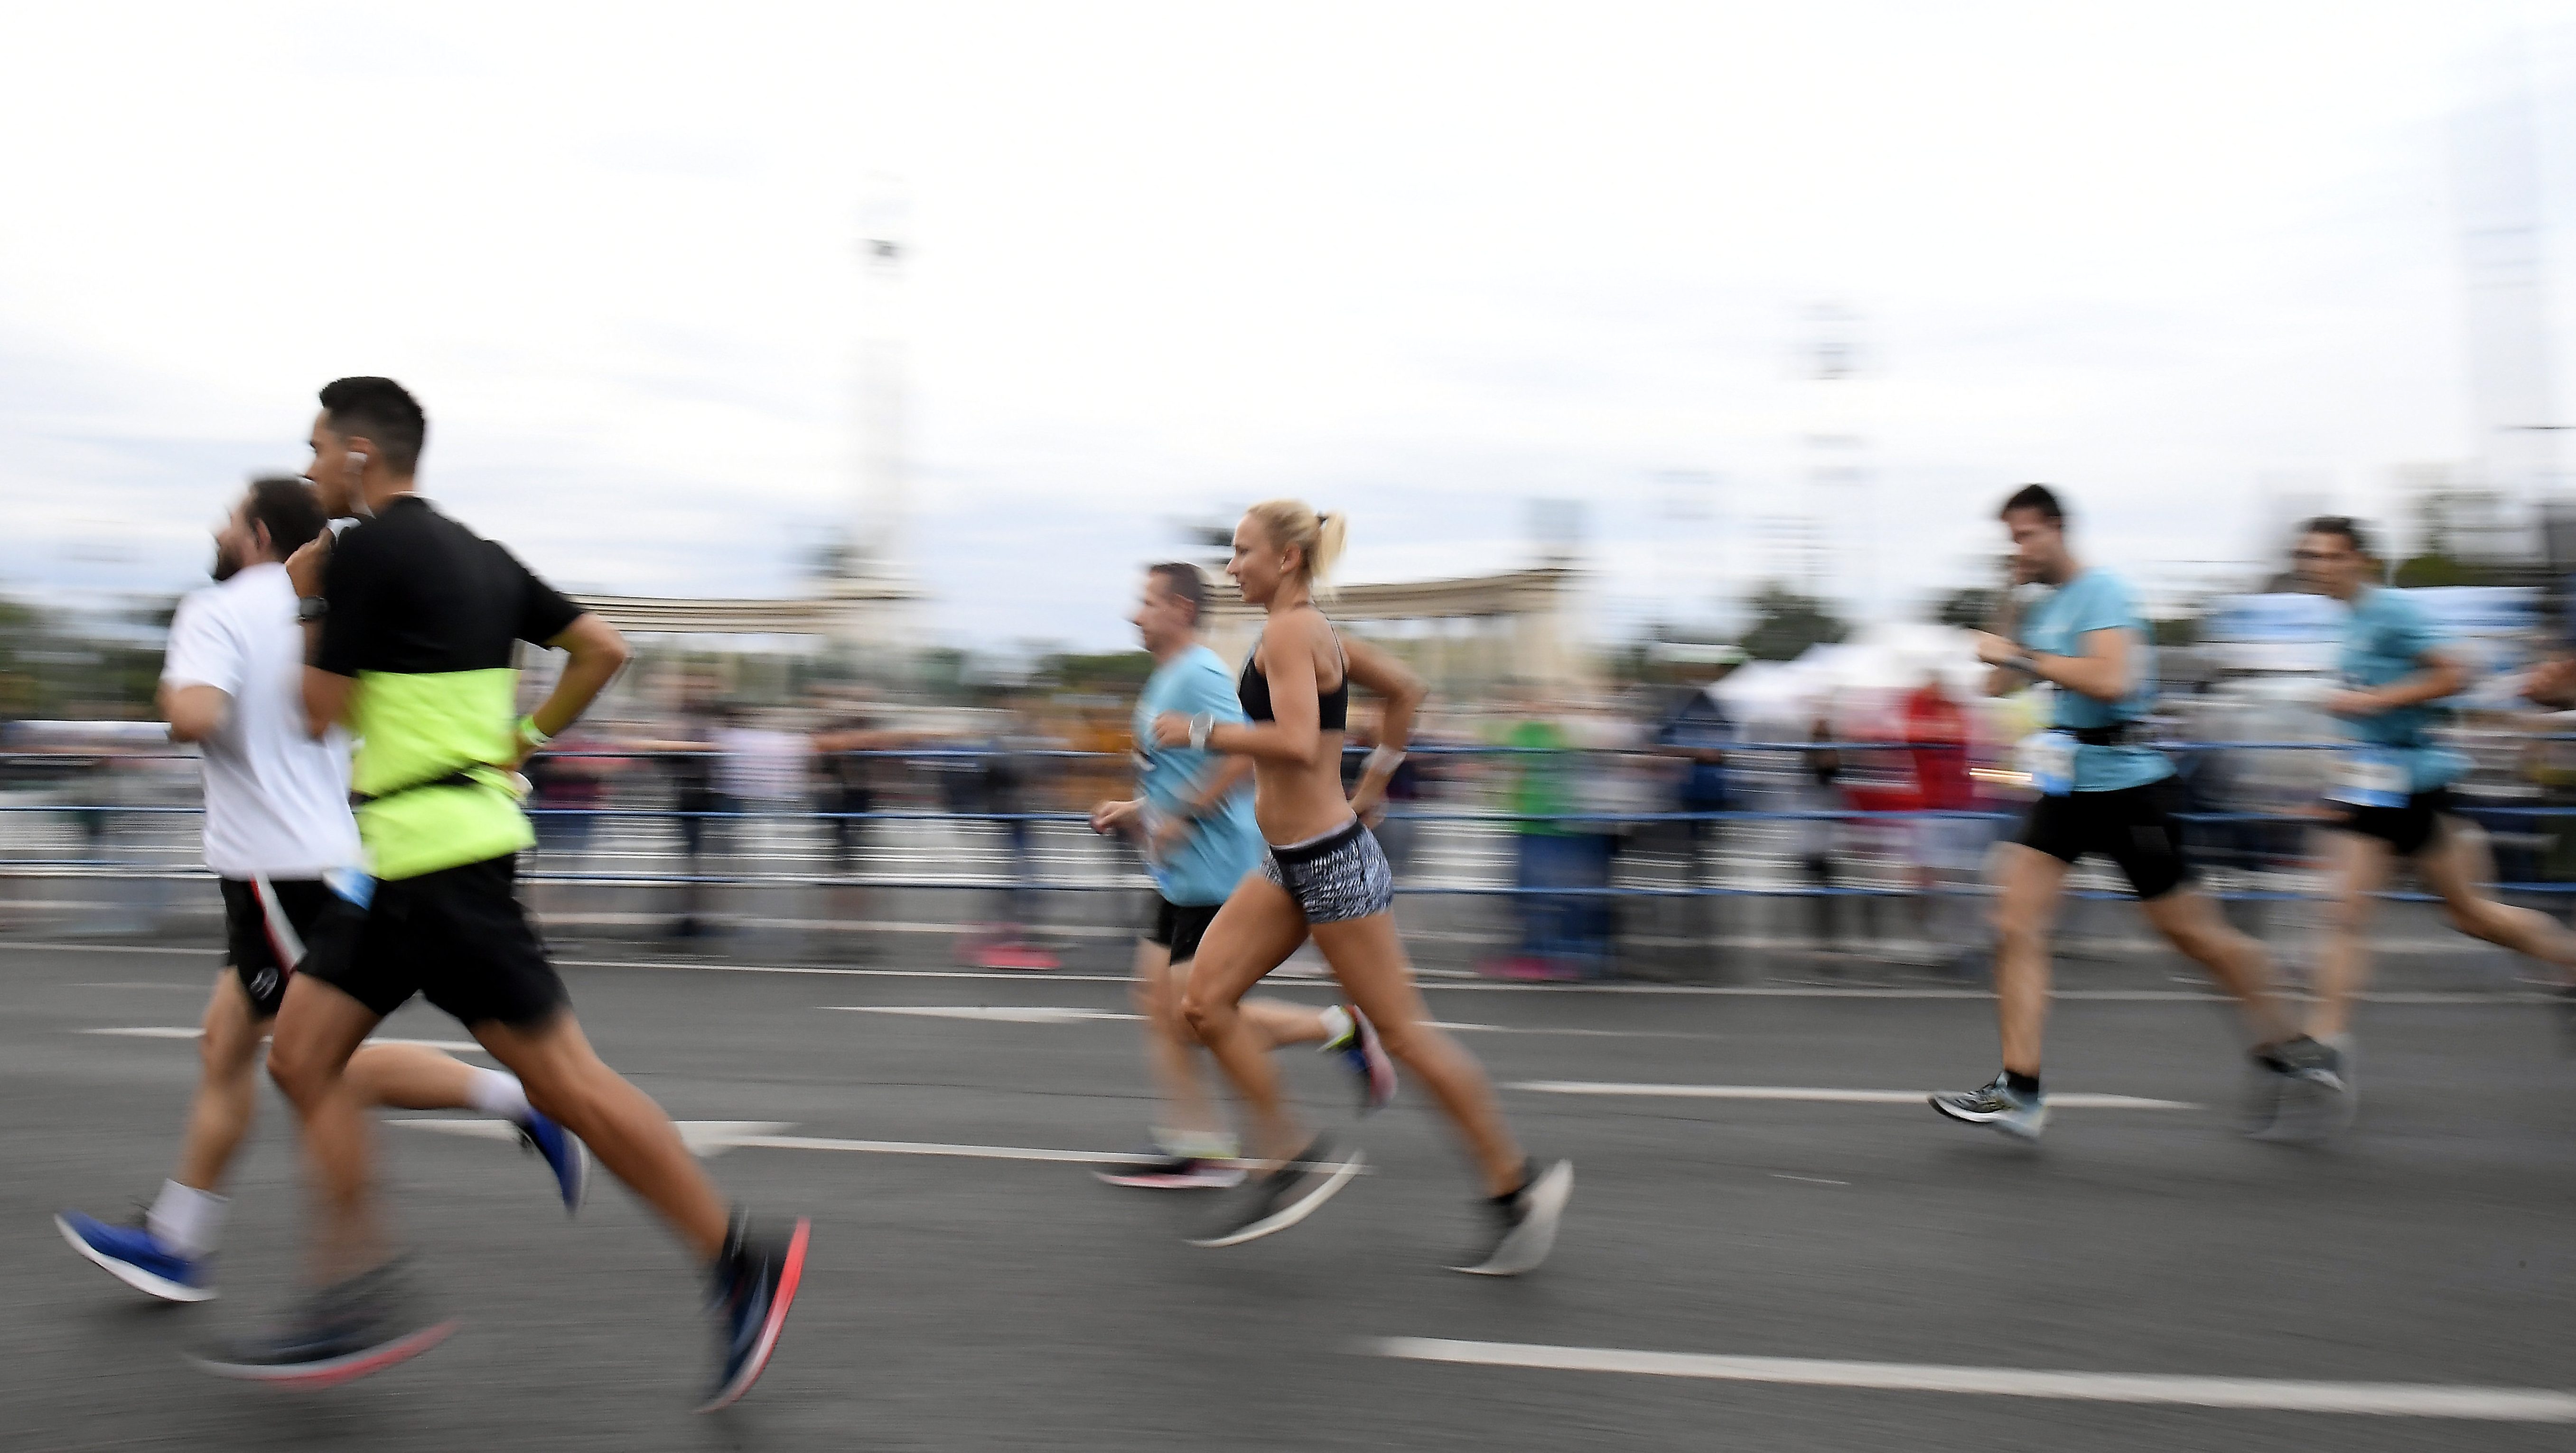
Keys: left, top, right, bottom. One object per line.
{"left": 211, "top": 540, "right": 242, "bottom": 582}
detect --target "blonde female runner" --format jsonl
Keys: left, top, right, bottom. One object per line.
{"left": 1155, "top": 501, "right": 1572, "bottom": 1274}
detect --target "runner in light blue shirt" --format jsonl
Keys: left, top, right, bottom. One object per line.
{"left": 1132, "top": 643, "right": 1262, "bottom": 907}
{"left": 2295, "top": 515, "right": 2576, "bottom": 1068}
{"left": 2012, "top": 568, "right": 2170, "bottom": 793}
{"left": 2328, "top": 580, "right": 2467, "bottom": 794}
{"left": 1932, "top": 485, "right": 2338, "bottom": 1145}
{"left": 1087, "top": 563, "right": 1389, "bottom": 1188}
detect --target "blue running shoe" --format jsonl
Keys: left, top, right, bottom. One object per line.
{"left": 702, "top": 1212, "right": 810, "bottom": 1413}
{"left": 56, "top": 1209, "right": 214, "bottom": 1303}
{"left": 517, "top": 1109, "right": 588, "bottom": 1213}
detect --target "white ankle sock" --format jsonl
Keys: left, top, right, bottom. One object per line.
{"left": 467, "top": 1067, "right": 533, "bottom": 1123}
{"left": 1315, "top": 1003, "right": 1354, "bottom": 1049}
{"left": 148, "top": 1180, "right": 225, "bottom": 1260}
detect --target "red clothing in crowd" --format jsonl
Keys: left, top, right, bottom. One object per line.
{"left": 1902, "top": 685, "right": 1973, "bottom": 811}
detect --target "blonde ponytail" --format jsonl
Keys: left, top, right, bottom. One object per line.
{"left": 1246, "top": 498, "right": 1346, "bottom": 587}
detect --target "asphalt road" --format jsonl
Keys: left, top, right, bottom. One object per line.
{"left": 6, "top": 938, "right": 2571, "bottom": 1452}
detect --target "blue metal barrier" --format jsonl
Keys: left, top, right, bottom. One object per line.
{"left": 10, "top": 740, "right": 2576, "bottom": 909}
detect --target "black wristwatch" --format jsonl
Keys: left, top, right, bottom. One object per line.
{"left": 296, "top": 596, "right": 328, "bottom": 622}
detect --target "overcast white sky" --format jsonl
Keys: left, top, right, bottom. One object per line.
{"left": 3, "top": 2, "right": 2572, "bottom": 651}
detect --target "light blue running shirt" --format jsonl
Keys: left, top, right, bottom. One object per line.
{"left": 2336, "top": 586, "right": 2467, "bottom": 793}
{"left": 2016, "top": 568, "right": 2174, "bottom": 793}
{"left": 1134, "top": 645, "right": 1264, "bottom": 905}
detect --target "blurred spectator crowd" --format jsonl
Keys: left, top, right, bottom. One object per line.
{"left": 13, "top": 632, "right": 2576, "bottom": 984}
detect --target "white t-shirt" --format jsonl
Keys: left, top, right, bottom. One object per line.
{"left": 161, "top": 563, "right": 364, "bottom": 879}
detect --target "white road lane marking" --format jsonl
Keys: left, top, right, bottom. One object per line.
{"left": 826, "top": 1004, "right": 1500, "bottom": 1031}
{"left": 832, "top": 1005, "right": 1135, "bottom": 1024}
{"left": 1367, "top": 1338, "right": 2576, "bottom": 1422}
{"left": 388, "top": 1118, "right": 1361, "bottom": 1170}
{"left": 395, "top": 1118, "right": 789, "bottom": 1157}
{"left": 1510, "top": 1081, "right": 2199, "bottom": 1109}
{"left": 78, "top": 1027, "right": 487, "bottom": 1053}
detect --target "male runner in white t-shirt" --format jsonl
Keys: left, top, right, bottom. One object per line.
{"left": 55, "top": 477, "right": 586, "bottom": 1304}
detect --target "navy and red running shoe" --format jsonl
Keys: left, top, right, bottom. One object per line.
{"left": 701, "top": 1211, "right": 811, "bottom": 1413}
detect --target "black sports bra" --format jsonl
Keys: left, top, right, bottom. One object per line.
{"left": 1238, "top": 620, "right": 1349, "bottom": 731}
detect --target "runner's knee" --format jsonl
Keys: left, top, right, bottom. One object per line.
{"left": 1178, "top": 994, "right": 1214, "bottom": 1038}
{"left": 264, "top": 1034, "right": 336, "bottom": 1106}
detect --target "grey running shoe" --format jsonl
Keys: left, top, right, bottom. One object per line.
{"left": 193, "top": 1257, "right": 454, "bottom": 1387}
{"left": 1450, "top": 1159, "right": 1574, "bottom": 1276}
{"left": 1929, "top": 1074, "right": 2046, "bottom": 1141}
{"left": 2246, "top": 1036, "right": 2352, "bottom": 1144}
{"left": 1185, "top": 1139, "right": 1363, "bottom": 1248}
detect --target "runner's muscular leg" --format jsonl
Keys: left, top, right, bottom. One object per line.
{"left": 1308, "top": 912, "right": 1523, "bottom": 1196}
{"left": 171, "top": 971, "right": 264, "bottom": 1191}
{"left": 1240, "top": 997, "right": 1333, "bottom": 1047}
{"left": 2308, "top": 830, "right": 2392, "bottom": 1041}
{"left": 470, "top": 1012, "right": 728, "bottom": 1261}
{"left": 1179, "top": 878, "right": 1312, "bottom": 1165}
{"left": 2418, "top": 823, "right": 2576, "bottom": 972}
{"left": 1133, "top": 940, "right": 1224, "bottom": 1143}
{"left": 1992, "top": 845, "right": 2068, "bottom": 1077}
{"left": 265, "top": 973, "right": 390, "bottom": 1281}
{"left": 2137, "top": 885, "right": 2298, "bottom": 1045}
{"left": 343, "top": 1043, "right": 495, "bottom": 1111}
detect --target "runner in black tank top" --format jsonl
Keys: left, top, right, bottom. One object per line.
{"left": 1238, "top": 623, "right": 1349, "bottom": 730}
{"left": 1148, "top": 501, "right": 1571, "bottom": 1274}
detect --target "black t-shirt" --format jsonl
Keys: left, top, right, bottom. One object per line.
{"left": 314, "top": 494, "right": 584, "bottom": 878}
{"left": 317, "top": 496, "right": 581, "bottom": 677}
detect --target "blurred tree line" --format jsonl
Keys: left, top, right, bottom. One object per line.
{"left": 0, "top": 597, "right": 170, "bottom": 721}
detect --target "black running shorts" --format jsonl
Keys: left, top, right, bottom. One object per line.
{"left": 303, "top": 854, "right": 569, "bottom": 1028}
{"left": 219, "top": 876, "right": 367, "bottom": 1019}
{"left": 1144, "top": 895, "right": 1224, "bottom": 966}
{"left": 2015, "top": 778, "right": 2196, "bottom": 901}
{"left": 2327, "top": 786, "right": 2456, "bottom": 858}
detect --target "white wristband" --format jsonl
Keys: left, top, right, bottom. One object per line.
{"left": 1188, "top": 712, "right": 1215, "bottom": 751}
{"left": 1365, "top": 746, "right": 1407, "bottom": 778}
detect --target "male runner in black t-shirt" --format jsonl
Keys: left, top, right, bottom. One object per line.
{"left": 199, "top": 378, "right": 807, "bottom": 1412}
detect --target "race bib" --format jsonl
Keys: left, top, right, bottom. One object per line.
{"left": 2326, "top": 748, "right": 2409, "bottom": 809}
{"left": 2021, "top": 730, "right": 2078, "bottom": 797}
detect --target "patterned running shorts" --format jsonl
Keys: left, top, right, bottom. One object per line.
{"left": 1260, "top": 818, "right": 1396, "bottom": 924}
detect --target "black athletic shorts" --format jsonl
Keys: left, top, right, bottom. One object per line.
{"left": 302, "top": 854, "right": 569, "bottom": 1028}
{"left": 2015, "top": 777, "right": 2196, "bottom": 901}
{"left": 2327, "top": 786, "right": 2456, "bottom": 858}
{"left": 1143, "top": 894, "right": 1224, "bottom": 966}
{"left": 219, "top": 876, "right": 367, "bottom": 1019}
